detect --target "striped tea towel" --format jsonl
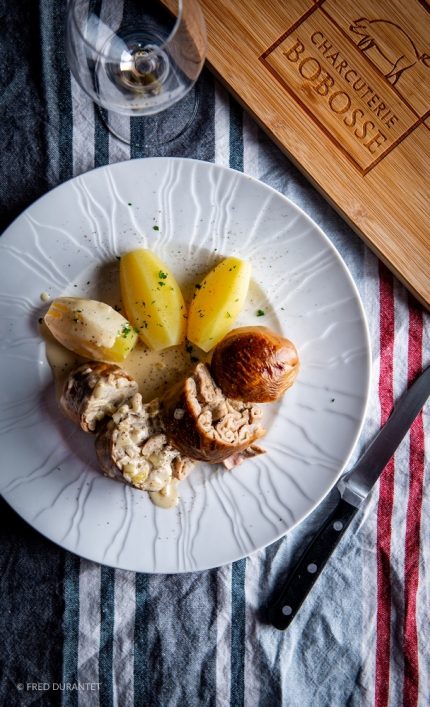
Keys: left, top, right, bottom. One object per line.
{"left": 0, "top": 2, "right": 429, "bottom": 706}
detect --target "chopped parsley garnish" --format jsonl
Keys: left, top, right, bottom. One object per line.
{"left": 121, "top": 324, "right": 132, "bottom": 338}
{"left": 256, "top": 309, "right": 265, "bottom": 317}
{"left": 158, "top": 271, "right": 168, "bottom": 279}
{"left": 153, "top": 225, "right": 160, "bottom": 231}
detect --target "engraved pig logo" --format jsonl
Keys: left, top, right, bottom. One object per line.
{"left": 350, "top": 17, "right": 430, "bottom": 86}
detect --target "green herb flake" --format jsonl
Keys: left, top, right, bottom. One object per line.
{"left": 256, "top": 309, "right": 265, "bottom": 317}
{"left": 153, "top": 225, "right": 160, "bottom": 231}
{"left": 158, "top": 281, "right": 166, "bottom": 287}
{"left": 226, "top": 311, "right": 232, "bottom": 319}
{"left": 158, "top": 271, "right": 168, "bottom": 279}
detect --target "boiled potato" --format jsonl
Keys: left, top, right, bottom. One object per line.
{"left": 120, "top": 249, "right": 186, "bottom": 351}
{"left": 44, "top": 297, "right": 137, "bottom": 362}
{"left": 187, "top": 257, "right": 251, "bottom": 352}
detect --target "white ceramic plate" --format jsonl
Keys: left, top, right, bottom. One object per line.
{"left": 0, "top": 158, "right": 371, "bottom": 573}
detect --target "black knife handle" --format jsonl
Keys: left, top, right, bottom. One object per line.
{"left": 267, "top": 495, "right": 358, "bottom": 630}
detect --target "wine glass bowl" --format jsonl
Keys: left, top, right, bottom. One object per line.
{"left": 66, "top": 0, "right": 207, "bottom": 144}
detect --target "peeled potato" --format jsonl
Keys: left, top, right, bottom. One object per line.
{"left": 44, "top": 298, "right": 137, "bottom": 362}
{"left": 187, "top": 257, "right": 251, "bottom": 352}
{"left": 120, "top": 249, "right": 186, "bottom": 351}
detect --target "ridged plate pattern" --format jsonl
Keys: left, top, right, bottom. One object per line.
{"left": 0, "top": 158, "right": 371, "bottom": 572}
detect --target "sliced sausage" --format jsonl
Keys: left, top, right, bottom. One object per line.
{"left": 60, "top": 361, "right": 138, "bottom": 432}
{"left": 95, "top": 393, "right": 194, "bottom": 491}
{"left": 161, "top": 363, "right": 265, "bottom": 464}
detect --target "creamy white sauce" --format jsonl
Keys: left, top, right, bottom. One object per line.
{"left": 40, "top": 321, "right": 84, "bottom": 397}
{"left": 149, "top": 479, "right": 179, "bottom": 509}
{"left": 122, "top": 343, "right": 200, "bottom": 401}
{"left": 45, "top": 297, "right": 127, "bottom": 351}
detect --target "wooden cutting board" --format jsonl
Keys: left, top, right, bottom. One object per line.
{"left": 199, "top": 0, "right": 430, "bottom": 309}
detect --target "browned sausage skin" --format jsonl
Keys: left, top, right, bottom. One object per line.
{"left": 211, "top": 326, "right": 299, "bottom": 402}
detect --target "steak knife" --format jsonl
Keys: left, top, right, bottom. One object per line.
{"left": 268, "top": 365, "right": 430, "bottom": 630}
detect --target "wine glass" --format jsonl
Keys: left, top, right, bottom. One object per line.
{"left": 66, "top": 0, "right": 207, "bottom": 148}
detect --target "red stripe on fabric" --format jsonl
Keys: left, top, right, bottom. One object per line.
{"left": 403, "top": 297, "right": 424, "bottom": 707}
{"left": 375, "top": 263, "right": 395, "bottom": 707}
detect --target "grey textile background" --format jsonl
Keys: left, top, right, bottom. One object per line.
{"left": 0, "top": 2, "right": 429, "bottom": 707}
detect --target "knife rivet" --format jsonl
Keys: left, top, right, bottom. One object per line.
{"left": 282, "top": 605, "right": 292, "bottom": 616}
{"left": 307, "top": 563, "right": 317, "bottom": 573}
{"left": 333, "top": 521, "right": 343, "bottom": 531}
